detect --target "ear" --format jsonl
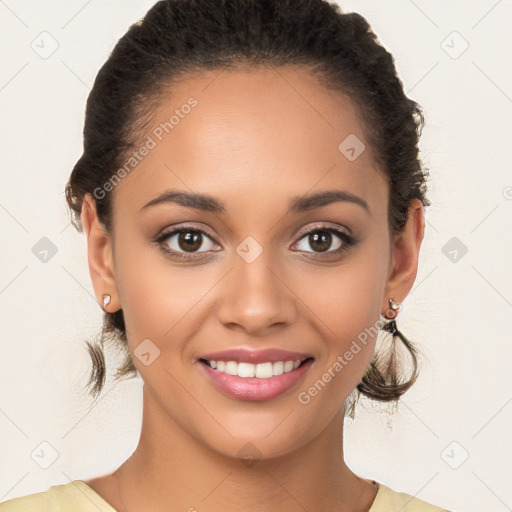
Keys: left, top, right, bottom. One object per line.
{"left": 382, "top": 198, "right": 425, "bottom": 315}
{"left": 81, "top": 193, "right": 119, "bottom": 312}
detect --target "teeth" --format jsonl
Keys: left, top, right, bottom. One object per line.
{"left": 273, "top": 361, "right": 284, "bottom": 375}
{"left": 205, "top": 359, "right": 303, "bottom": 378}
{"left": 225, "top": 361, "right": 238, "bottom": 376}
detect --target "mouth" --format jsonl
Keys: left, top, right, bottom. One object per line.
{"left": 197, "top": 349, "right": 315, "bottom": 401}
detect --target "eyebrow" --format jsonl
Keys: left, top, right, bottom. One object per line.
{"left": 140, "top": 189, "right": 370, "bottom": 214}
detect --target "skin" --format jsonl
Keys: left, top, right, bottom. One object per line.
{"left": 80, "top": 65, "right": 424, "bottom": 511}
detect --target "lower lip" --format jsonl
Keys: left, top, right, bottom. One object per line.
{"left": 199, "top": 359, "right": 314, "bottom": 402}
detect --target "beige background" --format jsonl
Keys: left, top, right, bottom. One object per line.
{"left": 0, "top": 1, "right": 511, "bottom": 511}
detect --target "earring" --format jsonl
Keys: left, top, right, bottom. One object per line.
{"left": 385, "top": 298, "right": 401, "bottom": 320}
{"left": 380, "top": 297, "right": 401, "bottom": 336}
{"left": 102, "top": 294, "right": 111, "bottom": 310}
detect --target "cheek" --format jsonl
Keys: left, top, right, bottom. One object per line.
{"left": 304, "top": 274, "right": 379, "bottom": 385}
{"left": 112, "top": 233, "right": 224, "bottom": 371}
{"left": 298, "top": 243, "right": 388, "bottom": 339}
{"left": 294, "top": 242, "right": 390, "bottom": 395}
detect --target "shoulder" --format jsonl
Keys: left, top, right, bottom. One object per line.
{"left": 0, "top": 488, "right": 52, "bottom": 512}
{"left": 0, "top": 480, "right": 117, "bottom": 512}
{"left": 370, "top": 483, "right": 453, "bottom": 512}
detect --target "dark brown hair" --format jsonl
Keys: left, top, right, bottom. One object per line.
{"left": 65, "top": 0, "right": 429, "bottom": 402}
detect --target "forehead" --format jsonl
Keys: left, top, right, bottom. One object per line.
{"left": 112, "top": 65, "right": 386, "bottom": 218}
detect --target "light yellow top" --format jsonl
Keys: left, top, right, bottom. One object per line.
{"left": 0, "top": 480, "right": 452, "bottom": 511}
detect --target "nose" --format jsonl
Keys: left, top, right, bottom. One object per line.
{"left": 216, "top": 248, "right": 297, "bottom": 336}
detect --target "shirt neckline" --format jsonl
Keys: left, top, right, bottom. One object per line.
{"left": 74, "top": 478, "right": 385, "bottom": 511}
{"left": 73, "top": 480, "right": 120, "bottom": 512}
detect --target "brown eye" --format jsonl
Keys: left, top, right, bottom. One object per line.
{"left": 177, "top": 231, "right": 203, "bottom": 252}
{"left": 157, "top": 226, "right": 220, "bottom": 257}
{"left": 293, "top": 226, "right": 357, "bottom": 256}
{"left": 307, "top": 231, "right": 333, "bottom": 253}
{"left": 294, "top": 227, "right": 347, "bottom": 254}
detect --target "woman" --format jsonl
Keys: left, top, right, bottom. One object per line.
{"left": 0, "top": 0, "right": 452, "bottom": 510}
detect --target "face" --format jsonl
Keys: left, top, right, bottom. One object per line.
{"left": 83, "top": 65, "right": 422, "bottom": 461}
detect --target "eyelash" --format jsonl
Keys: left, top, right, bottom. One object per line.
{"left": 154, "top": 224, "right": 358, "bottom": 261}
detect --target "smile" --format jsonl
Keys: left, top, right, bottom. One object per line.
{"left": 201, "top": 359, "right": 305, "bottom": 378}
{"left": 198, "top": 356, "right": 315, "bottom": 402}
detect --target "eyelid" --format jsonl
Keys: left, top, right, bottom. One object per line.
{"left": 296, "top": 222, "right": 352, "bottom": 239}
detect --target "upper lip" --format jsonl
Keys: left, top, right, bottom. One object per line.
{"left": 199, "top": 348, "right": 313, "bottom": 365}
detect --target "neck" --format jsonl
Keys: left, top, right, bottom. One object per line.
{"left": 110, "top": 389, "right": 377, "bottom": 512}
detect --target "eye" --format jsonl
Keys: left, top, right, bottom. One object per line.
{"left": 292, "top": 224, "right": 356, "bottom": 256}
{"left": 155, "top": 225, "right": 220, "bottom": 260}
{"left": 154, "top": 223, "right": 357, "bottom": 261}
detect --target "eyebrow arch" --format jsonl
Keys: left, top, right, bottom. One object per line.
{"left": 140, "top": 189, "right": 370, "bottom": 214}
